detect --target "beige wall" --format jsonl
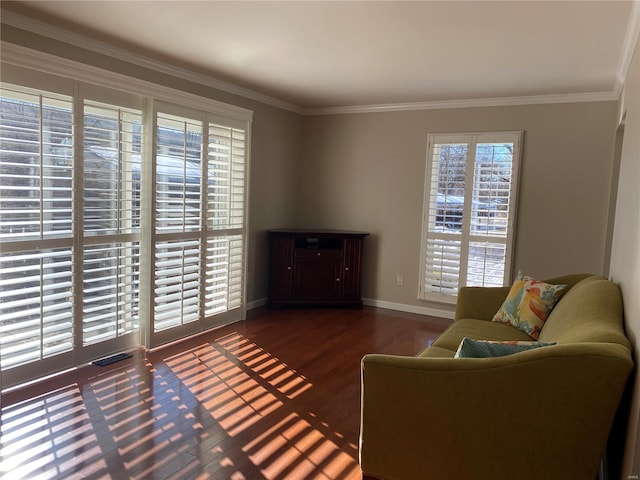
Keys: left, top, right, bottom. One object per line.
{"left": 2, "top": 16, "right": 620, "bottom": 314}
{"left": 610, "top": 33, "right": 640, "bottom": 478}
{"left": 300, "top": 102, "right": 618, "bottom": 314}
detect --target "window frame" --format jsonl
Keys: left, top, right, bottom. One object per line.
{"left": 1, "top": 50, "right": 252, "bottom": 390}
{"left": 418, "top": 131, "right": 523, "bottom": 304}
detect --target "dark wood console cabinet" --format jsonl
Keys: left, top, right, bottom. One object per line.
{"left": 268, "top": 229, "right": 368, "bottom": 308}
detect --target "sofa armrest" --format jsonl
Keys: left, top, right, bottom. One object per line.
{"left": 360, "top": 345, "right": 632, "bottom": 480}
{"left": 454, "top": 285, "right": 510, "bottom": 321}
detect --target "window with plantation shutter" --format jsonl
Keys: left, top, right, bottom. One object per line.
{"left": 419, "top": 132, "right": 522, "bottom": 303}
{"left": 149, "top": 108, "right": 248, "bottom": 346}
{"left": 1, "top": 62, "right": 251, "bottom": 390}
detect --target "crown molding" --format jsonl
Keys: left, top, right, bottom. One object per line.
{"left": 1, "top": 42, "right": 253, "bottom": 122}
{"left": 0, "top": 10, "right": 303, "bottom": 115}
{"left": 302, "top": 91, "right": 619, "bottom": 116}
{"left": 1, "top": 8, "right": 630, "bottom": 118}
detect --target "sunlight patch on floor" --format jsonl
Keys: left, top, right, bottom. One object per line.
{"left": 0, "top": 385, "right": 107, "bottom": 479}
{"left": 164, "top": 331, "right": 359, "bottom": 479}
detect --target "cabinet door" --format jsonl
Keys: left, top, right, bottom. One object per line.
{"left": 342, "top": 238, "right": 363, "bottom": 299}
{"left": 293, "top": 258, "right": 342, "bottom": 299}
{"left": 269, "top": 234, "right": 294, "bottom": 299}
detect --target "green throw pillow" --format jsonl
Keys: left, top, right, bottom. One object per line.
{"left": 454, "top": 338, "right": 556, "bottom": 358}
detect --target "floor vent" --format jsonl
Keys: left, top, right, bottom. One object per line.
{"left": 92, "top": 352, "right": 133, "bottom": 367}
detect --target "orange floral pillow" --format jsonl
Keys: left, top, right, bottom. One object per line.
{"left": 492, "top": 272, "right": 567, "bottom": 339}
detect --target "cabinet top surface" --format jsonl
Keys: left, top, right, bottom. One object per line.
{"left": 268, "top": 228, "right": 369, "bottom": 236}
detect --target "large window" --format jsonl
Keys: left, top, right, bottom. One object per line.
{"left": 0, "top": 64, "right": 251, "bottom": 389}
{"left": 419, "top": 132, "right": 522, "bottom": 303}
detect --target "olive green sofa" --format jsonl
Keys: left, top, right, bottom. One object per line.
{"left": 360, "top": 274, "right": 633, "bottom": 480}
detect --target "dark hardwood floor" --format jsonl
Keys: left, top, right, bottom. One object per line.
{"left": 1, "top": 306, "right": 450, "bottom": 480}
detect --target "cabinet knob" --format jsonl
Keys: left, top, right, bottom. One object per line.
{"left": 336, "top": 278, "right": 341, "bottom": 282}
{"left": 345, "top": 267, "right": 349, "bottom": 271}
{"left": 317, "top": 252, "right": 321, "bottom": 256}
{"left": 287, "top": 266, "right": 292, "bottom": 270}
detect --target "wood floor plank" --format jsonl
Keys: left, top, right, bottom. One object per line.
{"left": 1, "top": 306, "right": 449, "bottom": 480}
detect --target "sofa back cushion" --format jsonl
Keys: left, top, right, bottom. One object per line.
{"left": 538, "top": 276, "right": 629, "bottom": 347}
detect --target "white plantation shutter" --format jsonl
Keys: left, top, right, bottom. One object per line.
{"left": 0, "top": 86, "right": 74, "bottom": 240}
{"left": 82, "top": 101, "right": 142, "bottom": 347}
{"left": 0, "top": 85, "right": 75, "bottom": 377}
{"left": 152, "top": 112, "right": 204, "bottom": 337}
{"left": 82, "top": 242, "right": 140, "bottom": 345}
{"left": 420, "top": 132, "right": 521, "bottom": 302}
{"left": 466, "top": 141, "right": 517, "bottom": 287}
{"left": 83, "top": 102, "right": 141, "bottom": 236}
{"left": 154, "top": 239, "right": 201, "bottom": 332}
{"left": 205, "top": 124, "right": 246, "bottom": 318}
{"left": 423, "top": 238, "right": 462, "bottom": 295}
{"left": 422, "top": 140, "right": 468, "bottom": 295}
{"left": 208, "top": 125, "right": 246, "bottom": 230}
{"left": 0, "top": 249, "right": 74, "bottom": 369}
{"left": 156, "top": 113, "right": 203, "bottom": 234}
{"left": 205, "top": 235, "right": 244, "bottom": 316}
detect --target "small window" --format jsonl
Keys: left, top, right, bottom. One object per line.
{"left": 419, "top": 132, "right": 522, "bottom": 303}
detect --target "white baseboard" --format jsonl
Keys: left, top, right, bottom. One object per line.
{"left": 362, "top": 298, "right": 454, "bottom": 320}
{"left": 246, "top": 296, "right": 454, "bottom": 320}
{"left": 247, "top": 297, "right": 268, "bottom": 310}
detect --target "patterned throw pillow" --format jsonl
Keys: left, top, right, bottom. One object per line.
{"left": 454, "top": 338, "right": 556, "bottom": 358}
{"left": 492, "top": 272, "right": 567, "bottom": 339}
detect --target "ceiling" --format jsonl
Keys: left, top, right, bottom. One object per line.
{"left": 2, "top": 1, "right": 638, "bottom": 110}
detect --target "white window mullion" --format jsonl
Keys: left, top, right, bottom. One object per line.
{"left": 38, "top": 94, "right": 45, "bottom": 239}
{"left": 117, "top": 112, "right": 124, "bottom": 232}
{"left": 139, "top": 98, "right": 156, "bottom": 348}
{"left": 200, "top": 121, "right": 209, "bottom": 323}
{"left": 458, "top": 136, "right": 477, "bottom": 287}
{"left": 38, "top": 252, "right": 44, "bottom": 362}
{"left": 182, "top": 121, "right": 188, "bottom": 230}
{"left": 72, "top": 84, "right": 83, "bottom": 356}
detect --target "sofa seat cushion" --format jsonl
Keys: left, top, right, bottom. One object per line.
{"left": 431, "top": 318, "right": 533, "bottom": 352}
